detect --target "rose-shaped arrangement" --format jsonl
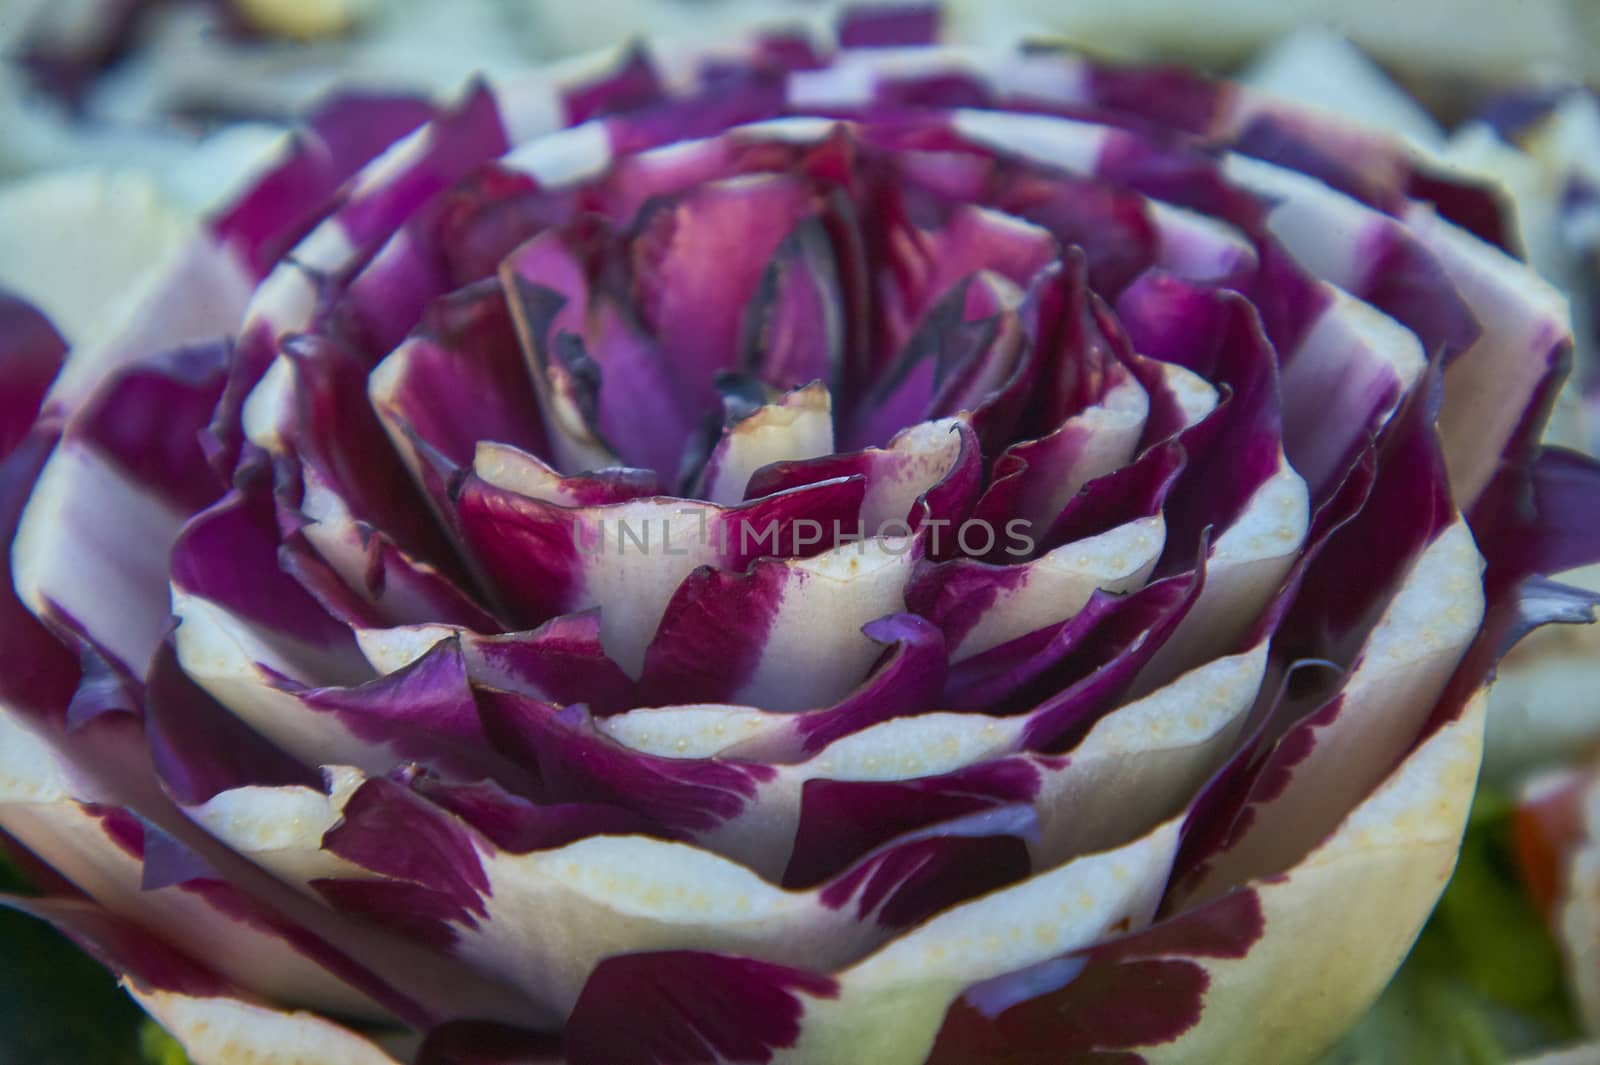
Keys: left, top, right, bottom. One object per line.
{"left": 4, "top": 7, "right": 1600, "bottom": 1064}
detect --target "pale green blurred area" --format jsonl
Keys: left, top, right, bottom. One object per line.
{"left": 941, "top": 0, "right": 1599, "bottom": 86}
{"left": 0, "top": 2, "right": 1596, "bottom": 1064}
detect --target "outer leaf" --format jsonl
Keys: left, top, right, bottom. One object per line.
{"left": 928, "top": 688, "right": 1487, "bottom": 1064}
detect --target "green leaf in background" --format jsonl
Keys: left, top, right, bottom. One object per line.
{"left": 1320, "top": 787, "right": 1580, "bottom": 1065}
{"left": 0, "top": 849, "right": 186, "bottom": 1065}
{"left": 138, "top": 1018, "right": 190, "bottom": 1065}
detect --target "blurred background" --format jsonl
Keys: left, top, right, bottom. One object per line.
{"left": 0, "top": 1, "right": 1596, "bottom": 1062}
{"left": 3, "top": 0, "right": 1595, "bottom": 183}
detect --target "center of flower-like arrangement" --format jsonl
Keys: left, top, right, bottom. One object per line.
{"left": 341, "top": 114, "right": 1319, "bottom": 716}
